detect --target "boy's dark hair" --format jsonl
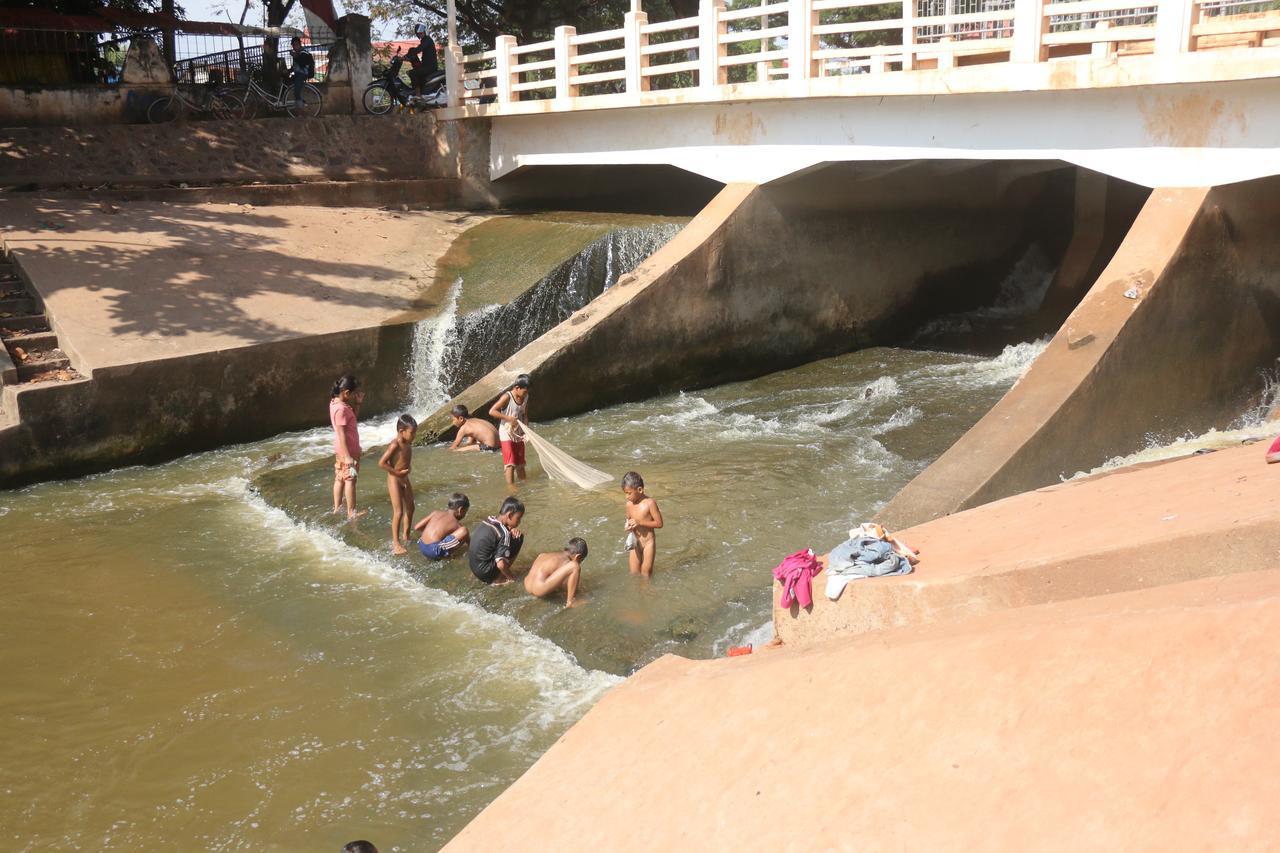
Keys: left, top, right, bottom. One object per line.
{"left": 291, "top": 36, "right": 303, "bottom": 46}
{"left": 448, "top": 492, "right": 470, "bottom": 512}
{"left": 397, "top": 414, "right": 417, "bottom": 432}
{"left": 450, "top": 404, "right": 469, "bottom": 419}
{"left": 511, "top": 373, "right": 531, "bottom": 390}
{"left": 331, "top": 374, "right": 359, "bottom": 399}
{"left": 566, "top": 537, "right": 588, "bottom": 560}
{"left": 342, "top": 843, "right": 377, "bottom": 853}
{"left": 499, "top": 496, "right": 524, "bottom": 517}
{"left": 621, "top": 471, "right": 644, "bottom": 490}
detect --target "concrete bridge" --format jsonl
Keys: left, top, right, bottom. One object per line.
{"left": 438, "top": 0, "right": 1280, "bottom": 187}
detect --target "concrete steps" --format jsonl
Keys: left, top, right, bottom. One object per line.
{"left": 0, "top": 255, "right": 82, "bottom": 428}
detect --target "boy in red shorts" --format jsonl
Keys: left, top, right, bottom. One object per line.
{"left": 489, "top": 374, "right": 530, "bottom": 486}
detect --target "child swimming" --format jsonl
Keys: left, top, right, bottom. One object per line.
{"left": 378, "top": 414, "right": 417, "bottom": 555}
{"left": 329, "top": 374, "right": 366, "bottom": 521}
{"left": 415, "top": 493, "right": 471, "bottom": 560}
{"left": 622, "top": 471, "right": 664, "bottom": 577}
{"left": 524, "top": 538, "right": 588, "bottom": 608}
{"left": 448, "top": 405, "right": 501, "bottom": 453}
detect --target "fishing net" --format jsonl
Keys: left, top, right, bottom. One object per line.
{"left": 520, "top": 423, "right": 614, "bottom": 490}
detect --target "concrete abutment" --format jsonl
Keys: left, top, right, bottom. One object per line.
{"left": 421, "top": 159, "right": 1092, "bottom": 441}
{"left": 880, "top": 176, "right": 1280, "bottom": 531}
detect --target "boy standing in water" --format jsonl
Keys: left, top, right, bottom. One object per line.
{"left": 378, "top": 414, "right": 417, "bottom": 554}
{"left": 415, "top": 492, "right": 471, "bottom": 560}
{"left": 330, "top": 375, "right": 366, "bottom": 521}
{"left": 448, "top": 405, "right": 501, "bottom": 453}
{"left": 622, "top": 471, "right": 664, "bottom": 577}
{"left": 525, "top": 538, "right": 588, "bottom": 608}
{"left": 489, "top": 375, "right": 530, "bottom": 486}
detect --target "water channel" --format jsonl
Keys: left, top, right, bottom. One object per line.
{"left": 3, "top": 213, "right": 1072, "bottom": 850}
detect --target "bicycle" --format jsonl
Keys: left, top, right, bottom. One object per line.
{"left": 239, "top": 76, "right": 323, "bottom": 119}
{"left": 147, "top": 83, "right": 244, "bottom": 123}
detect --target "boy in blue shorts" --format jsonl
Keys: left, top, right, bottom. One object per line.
{"left": 415, "top": 493, "right": 470, "bottom": 560}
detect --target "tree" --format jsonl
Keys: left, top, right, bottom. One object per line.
{"left": 347, "top": 0, "right": 699, "bottom": 49}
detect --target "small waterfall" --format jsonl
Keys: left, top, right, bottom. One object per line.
{"left": 406, "top": 278, "right": 462, "bottom": 414}
{"left": 419, "top": 222, "right": 682, "bottom": 398}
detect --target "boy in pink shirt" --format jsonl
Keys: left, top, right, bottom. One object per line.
{"left": 330, "top": 375, "right": 366, "bottom": 520}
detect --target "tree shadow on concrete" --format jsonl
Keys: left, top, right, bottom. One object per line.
{"left": 2, "top": 199, "right": 449, "bottom": 355}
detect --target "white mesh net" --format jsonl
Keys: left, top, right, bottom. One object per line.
{"left": 520, "top": 423, "right": 614, "bottom": 490}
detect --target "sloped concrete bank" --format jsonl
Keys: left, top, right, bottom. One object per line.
{"left": 420, "top": 159, "right": 1085, "bottom": 439}
{"left": 448, "top": 564, "right": 1280, "bottom": 850}
{"left": 775, "top": 442, "right": 1280, "bottom": 645}
{"left": 880, "top": 176, "right": 1280, "bottom": 530}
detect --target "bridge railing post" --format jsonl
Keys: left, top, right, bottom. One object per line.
{"left": 699, "top": 0, "right": 726, "bottom": 93}
{"left": 624, "top": 10, "right": 650, "bottom": 97}
{"left": 495, "top": 34, "right": 517, "bottom": 104}
{"left": 1154, "top": 0, "right": 1198, "bottom": 54}
{"left": 446, "top": 45, "right": 463, "bottom": 107}
{"left": 555, "top": 26, "right": 578, "bottom": 102}
{"left": 1011, "top": 0, "right": 1046, "bottom": 62}
{"left": 787, "top": 0, "right": 816, "bottom": 82}
{"left": 901, "top": 0, "right": 916, "bottom": 70}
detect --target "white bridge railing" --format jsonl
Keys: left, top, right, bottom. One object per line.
{"left": 444, "top": 0, "right": 1279, "bottom": 112}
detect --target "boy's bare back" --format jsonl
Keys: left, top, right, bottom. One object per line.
{"left": 419, "top": 509, "right": 461, "bottom": 543}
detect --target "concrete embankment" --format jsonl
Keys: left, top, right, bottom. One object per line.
{"left": 448, "top": 562, "right": 1280, "bottom": 850}
{"left": 775, "top": 442, "right": 1280, "bottom": 645}
{"left": 880, "top": 176, "right": 1280, "bottom": 529}
{"left": 0, "top": 115, "right": 495, "bottom": 208}
{"left": 0, "top": 202, "right": 488, "bottom": 488}
{"left": 420, "top": 160, "right": 1084, "bottom": 439}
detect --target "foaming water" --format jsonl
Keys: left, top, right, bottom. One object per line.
{"left": 408, "top": 278, "right": 463, "bottom": 413}
{"left": 436, "top": 223, "right": 681, "bottom": 394}
{"left": 0, "top": 444, "right": 615, "bottom": 851}
{"left": 1069, "top": 364, "right": 1280, "bottom": 479}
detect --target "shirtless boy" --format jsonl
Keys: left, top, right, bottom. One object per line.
{"left": 415, "top": 493, "right": 471, "bottom": 560}
{"left": 524, "top": 538, "right": 588, "bottom": 608}
{"left": 448, "top": 405, "right": 500, "bottom": 453}
{"left": 378, "top": 414, "right": 417, "bottom": 554}
{"left": 622, "top": 471, "right": 664, "bottom": 577}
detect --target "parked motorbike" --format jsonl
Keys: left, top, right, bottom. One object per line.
{"left": 364, "top": 54, "right": 446, "bottom": 114}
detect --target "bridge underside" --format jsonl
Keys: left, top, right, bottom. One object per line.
{"left": 487, "top": 74, "right": 1280, "bottom": 188}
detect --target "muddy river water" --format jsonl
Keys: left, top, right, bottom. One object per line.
{"left": 1, "top": 215, "right": 1057, "bottom": 850}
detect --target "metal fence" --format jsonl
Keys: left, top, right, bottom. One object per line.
{"left": 0, "top": 26, "right": 328, "bottom": 87}
{"left": 172, "top": 39, "right": 333, "bottom": 85}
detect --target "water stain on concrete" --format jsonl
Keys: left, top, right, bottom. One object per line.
{"left": 713, "top": 109, "right": 766, "bottom": 145}
{"left": 1139, "top": 91, "right": 1246, "bottom": 147}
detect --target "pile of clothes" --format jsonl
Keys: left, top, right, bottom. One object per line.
{"left": 772, "top": 523, "right": 917, "bottom": 609}
{"left": 823, "top": 527, "right": 913, "bottom": 600}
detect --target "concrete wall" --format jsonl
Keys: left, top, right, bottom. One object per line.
{"left": 879, "top": 175, "right": 1280, "bottom": 530}
{"left": 0, "top": 324, "right": 411, "bottom": 489}
{"left": 0, "top": 113, "right": 461, "bottom": 187}
{"left": 418, "top": 159, "right": 1079, "bottom": 439}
